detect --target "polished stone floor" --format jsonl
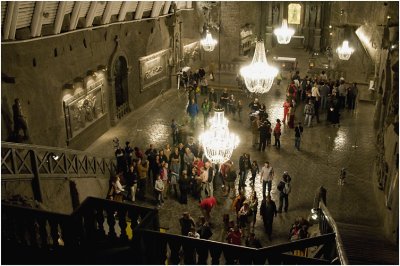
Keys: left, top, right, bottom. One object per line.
{"left": 86, "top": 74, "right": 380, "bottom": 247}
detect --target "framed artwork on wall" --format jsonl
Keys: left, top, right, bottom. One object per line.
{"left": 183, "top": 41, "right": 201, "bottom": 66}
{"left": 63, "top": 78, "right": 106, "bottom": 142}
{"left": 139, "top": 49, "right": 170, "bottom": 91}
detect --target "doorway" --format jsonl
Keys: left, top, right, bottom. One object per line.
{"left": 113, "top": 56, "right": 130, "bottom": 119}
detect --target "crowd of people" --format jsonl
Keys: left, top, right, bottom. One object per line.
{"left": 106, "top": 66, "right": 356, "bottom": 253}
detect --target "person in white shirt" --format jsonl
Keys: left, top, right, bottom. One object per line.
{"left": 188, "top": 227, "right": 200, "bottom": 239}
{"left": 111, "top": 174, "right": 126, "bottom": 202}
{"left": 260, "top": 161, "right": 274, "bottom": 197}
{"left": 154, "top": 174, "right": 165, "bottom": 207}
{"left": 311, "top": 84, "right": 320, "bottom": 100}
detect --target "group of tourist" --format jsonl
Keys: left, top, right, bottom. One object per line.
{"left": 106, "top": 66, "right": 359, "bottom": 251}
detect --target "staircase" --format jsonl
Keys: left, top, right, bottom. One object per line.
{"left": 337, "top": 222, "right": 399, "bottom": 265}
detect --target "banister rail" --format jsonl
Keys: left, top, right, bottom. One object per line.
{"left": 320, "top": 201, "right": 349, "bottom": 265}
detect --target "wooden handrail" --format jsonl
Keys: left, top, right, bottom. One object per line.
{"left": 320, "top": 201, "right": 349, "bottom": 265}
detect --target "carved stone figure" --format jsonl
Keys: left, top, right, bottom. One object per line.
{"left": 12, "top": 98, "right": 29, "bottom": 140}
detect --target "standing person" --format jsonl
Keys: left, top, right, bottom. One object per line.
{"left": 225, "top": 163, "right": 237, "bottom": 198}
{"left": 237, "top": 100, "right": 243, "bottom": 122}
{"left": 205, "top": 162, "right": 214, "bottom": 197}
{"left": 250, "top": 160, "right": 259, "bottom": 187}
{"left": 184, "top": 148, "right": 195, "bottom": 175}
{"left": 273, "top": 119, "right": 282, "bottom": 149}
{"left": 170, "top": 147, "right": 181, "bottom": 177}
{"left": 338, "top": 79, "right": 347, "bottom": 109}
{"left": 251, "top": 114, "right": 260, "bottom": 148}
{"left": 282, "top": 99, "right": 291, "bottom": 123}
{"left": 197, "top": 216, "right": 213, "bottom": 240}
{"left": 137, "top": 158, "right": 149, "bottom": 200}
{"left": 124, "top": 141, "right": 134, "bottom": 168}
{"left": 238, "top": 202, "right": 251, "bottom": 238}
{"left": 154, "top": 174, "right": 165, "bottom": 207}
{"left": 171, "top": 119, "right": 179, "bottom": 145}
{"left": 134, "top": 146, "right": 144, "bottom": 160}
{"left": 219, "top": 88, "right": 230, "bottom": 111}
{"left": 294, "top": 122, "right": 304, "bottom": 151}
{"left": 228, "top": 94, "right": 237, "bottom": 118}
{"left": 277, "top": 173, "right": 292, "bottom": 213}
{"left": 260, "top": 161, "right": 274, "bottom": 197}
{"left": 226, "top": 225, "right": 242, "bottom": 246}
{"left": 249, "top": 191, "right": 259, "bottom": 229}
{"left": 179, "top": 212, "right": 195, "bottom": 236}
{"left": 347, "top": 82, "right": 358, "bottom": 110}
{"left": 200, "top": 77, "right": 208, "bottom": 95}
{"left": 304, "top": 100, "right": 315, "bottom": 127}
{"left": 201, "top": 98, "right": 211, "bottom": 128}
{"left": 288, "top": 103, "right": 295, "bottom": 128}
{"left": 187, "top": 99, "right": 199, "bottom": 129}
{"left": 258, "top": 117, "right": 268, "bottom": 152}
{"left": 179, "top": 170, "right": 190, "bottom": 204}
{"left": 111, "top": 174, "right": 127, "bottom": 202}
{"left": 238, "top": 153, "right": 251, "bottom": 191}
{"left": 126, "top": 162, "right": 139, "bottom": 202}
{"left": 199, "top": 196, "right": 217, "bottom": 223}
{"left": 260, "top": 195, "right": 277, "bottom": 240}
{"left": 209, "top": 88, "right": 218, "bottom": 109}
{"left": 314, "top": 99, "right": 321, "bottom": 124}
{"left": 115, "top": 147, "right": 126, "bottom": 175}
{"left": 311, "top": 83, "right": 320, "bottom": 102}
{"left": 319, "top": 82, "right": 330, "bottom": 111}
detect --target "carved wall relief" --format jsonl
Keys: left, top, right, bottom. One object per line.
{"left": 240, "top": 23, "right": 255, "bottom": 56}
{"left": 183, "top": 42, "right": 201, "bottom": 65}
{"left": 63, "top": 78, "right": 106, "bottom": 141}
{"left": 139, "top": 49, "right": 170, "bottom": 91}
{"left": 288, "top": 3, "right": 302, "bottom": 25}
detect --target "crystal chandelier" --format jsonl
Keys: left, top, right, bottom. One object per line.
{"left": 336, "top": 40, "right": 354, "bottom": 60}
{"left": 201, "top": 30, "right": 218, "bottom": 52}
{"left": 240, "top": 41, "right": 278, "bottom": 94}
{"left": 199, "top": 109, "right": 239, "bottom": 164}
{"left": 274, "top": 19, "right": 295, "bottom": 44}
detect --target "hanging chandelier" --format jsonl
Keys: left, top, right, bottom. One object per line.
{"left": 240, "top": 41, "right": 278, "bottom": 94}
{"left": 336, "top": 40, "right": 354, "bottom": 60}
{"left": 199, "top": 109, "right": 239, "bottom": 164}
{"left": 201, "top": 30, "right": 218, "bottom": 52}
{"left": 274, "top": 19, "right": 295, "bottom": 44}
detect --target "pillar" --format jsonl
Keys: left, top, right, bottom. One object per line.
{"left": 303, "top": 3, "right": 310, "bottom": 50}
{"left": 265, "top": 1, "right": 273, "bottom": 50}
{"left": 108, "top": 76, "right": 117, "bottom": 126}
{"left": 313, "top": 4, "right": 322, "bottom": 51}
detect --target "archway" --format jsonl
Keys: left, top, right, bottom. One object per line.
{"left": 113, "top": 56, "right": 129, "bottom": 119}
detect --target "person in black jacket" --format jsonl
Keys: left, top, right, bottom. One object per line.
{"left": 179, "top": 170, "right": 190, "bottom": 204}
{"left": 260, "top": 195, "right": 277, "bottom": 240}
{"left": 238, "top": 153, "right": 251, "bottom": 191}
{"left": 258, "top": 118, "right": 271, "bottom": 152}
{"left": 126, "top": 162, "right": 139, "bottom": 201}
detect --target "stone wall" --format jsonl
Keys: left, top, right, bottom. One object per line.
{"left": 1, "top": 13, "right": 200, "bottom": 150}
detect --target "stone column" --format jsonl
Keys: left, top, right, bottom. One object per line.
{"left": 313, "top": 3, "right": 322, "bottom": 51}
{"left": 265, "top": 1, "right": 273, "bottom": 50}
{"left": 303, "top": 2, "right": 310, "bottom": 50}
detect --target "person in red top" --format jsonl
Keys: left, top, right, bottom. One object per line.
{"left": 273, "top": 119, "right": 282, "bottom": 149}
{"left": 282, "top": 99, "right": 291, "bottom": 123}
{"left": 192, "top": 157, "right": 204, "bottom": 176}
{"left": 226, "top": 225, "right": 242, "bottom": 245}
{"left": 199, "top": 196, "right": 216, "bottom": 223}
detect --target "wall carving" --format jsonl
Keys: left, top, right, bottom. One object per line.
{"left": 183, "top": 42, "right": 201, "bottom": 65}
{"left": 288, "top": 3, "right": 301, "bottom": 25}
{"left": 139, "top": 49, "right": 170, "bottom": 91}
{"left": 63, "top": 78, "right": 106, "bottom": 141}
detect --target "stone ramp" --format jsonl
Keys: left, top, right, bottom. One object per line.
{"left": 337, "top": 222, "right": 399, "bottom": 265}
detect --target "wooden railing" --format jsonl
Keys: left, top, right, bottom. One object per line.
{"left": 1, "top": 141, "right": 116, "bottom": 202}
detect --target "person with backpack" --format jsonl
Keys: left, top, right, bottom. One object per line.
{"left": 277, "top": 172, "right": 292, "bottom": 213}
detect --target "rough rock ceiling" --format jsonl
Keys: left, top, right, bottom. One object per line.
{"left": 1, "top": 1, "right": 193, "bottom": 41}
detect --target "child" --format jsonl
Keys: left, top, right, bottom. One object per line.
{"left": 339, "top": 168, "right": 346, "bottom": 185}
{"left": 154, "top": 174, "right": 165, "bottom": 207}
{"left": 250, "top": 160, "right": 259, "bottom": 187}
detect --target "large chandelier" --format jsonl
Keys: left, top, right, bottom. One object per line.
{"left": 274, "top": 19, "right": 295, "bottom": 44}
{"left": 240, "top": 41, "right": 278, "bottom": 94}
{"left": 201, "top": 30, "right": 218, "bottom": 52}
{"left": 336, "top": 40, "right": 354, "bottom": 60}
{"left": 199, "top": 109, "right": 239, "bottom": 164}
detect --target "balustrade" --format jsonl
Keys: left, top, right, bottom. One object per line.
{"left": 116, "top": 102, "right": 131, "bottom": 120}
